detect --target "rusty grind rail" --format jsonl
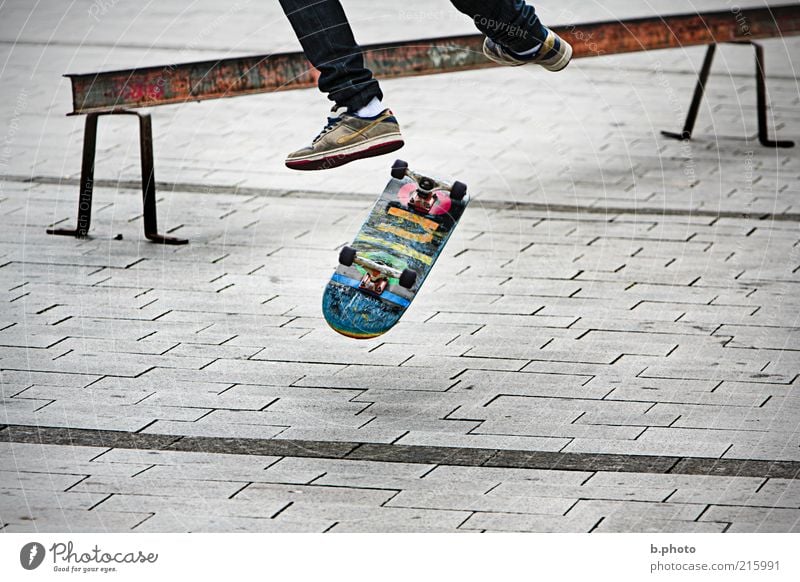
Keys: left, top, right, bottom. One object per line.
{"left": 51, "top": 4, "right": 800, "bottom": 244}
{"left": 68, "top": 4, "right": 800, "bottom": 113}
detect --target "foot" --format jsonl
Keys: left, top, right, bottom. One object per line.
{"left": 285, "top": 107, "right": 404, "bottom": 171}
{"left": 483, "top": 27, "right": 572, "bottom": 71}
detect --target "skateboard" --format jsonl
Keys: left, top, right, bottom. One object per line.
{"left": 322, "top": 159, "right": 470, "bottom": 339}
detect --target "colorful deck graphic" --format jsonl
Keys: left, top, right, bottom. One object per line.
{"left": 323, "top": 174, "right": 468, "bottom": 338}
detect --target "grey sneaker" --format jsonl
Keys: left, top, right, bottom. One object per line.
{"left": 483, "top": 27, "right": 572, "bottom": 72}
{"left": 285, "top": 107, "right": 404, "bottom": 171}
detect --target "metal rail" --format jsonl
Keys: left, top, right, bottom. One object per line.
{"left": 67, "top": 4, "right": 800, "bottom": 114}
{"left": 51, "top": 4, "right": 800, "bottom": 244}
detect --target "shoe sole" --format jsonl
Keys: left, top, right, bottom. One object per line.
{"left": 286, "top": 137, "right": 404, "bottom": 171}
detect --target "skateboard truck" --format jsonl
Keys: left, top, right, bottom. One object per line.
{"left": 391, "top": 159, "right": 468, "bottom": 213}
{"left": 359, "top": 271, "right": 389, "bottom": 296}
{"left": 339, "top": 246, "right": 417, "bottom": 295}
{"left": 407, "top": 176, "right": 439, "bottom": 214}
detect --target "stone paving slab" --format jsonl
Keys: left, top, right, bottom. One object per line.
{"left": 322, "top": 507, "right": 472, "bottom": 533}
{"left": 459, "top": 510, "right": 603, "bottom": 533}
{"left": 94, "top": 493, "right": 293, "bottom": 521}
{"left": 1, "top": 508, "right": 155, "bottom": 533}
{"left": 699, "top": 506, "right": 800, "bottom": 533}
{"left": 594, "top": 517, "right": 728, "bottom": 533}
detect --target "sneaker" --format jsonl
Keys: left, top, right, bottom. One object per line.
{"left": 483, "top": 27, "right": 572, "bottom": 71}
{"left": 285, "top": 107, "right": 404, "bottom": 171}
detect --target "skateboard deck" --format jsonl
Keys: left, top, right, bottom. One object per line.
{"left": 322, "top": 160, "right": 469, "bottom": 339}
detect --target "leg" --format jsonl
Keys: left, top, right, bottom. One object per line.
{"left": 752, "top": 42, "right": 794, "bottom": 148}
{"left": 279, "top": 0, "right": 404, "bottom": 170}
{"left": 46, "top": 113, "right": 98, "bottom": 239}
{"left": 46, "top": 112, "right": 187, "bottom": 244}
{"left": 661, "top": 42, "right": 794, "bottom": 148}
{"left": 661, "top": 44, "right": 717, "bottom": 141}
{"left": 137, "top": 113, "right": 188, "bottom": 244}
{"left": 278, "top": 0, "right": 381, "bottom": 111}
{"left": 451, "top": 0, "right": 571, "bottom": 71}
{"left": 450, "top": 0, "right": 547, "bottom": 53}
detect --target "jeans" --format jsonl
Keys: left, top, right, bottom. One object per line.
{"left": 278, "top": 0, "right": 548, "bottom": 111}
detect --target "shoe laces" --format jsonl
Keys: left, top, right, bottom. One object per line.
{"left": 312, "top": 105, "right": 348, "bottom": 144}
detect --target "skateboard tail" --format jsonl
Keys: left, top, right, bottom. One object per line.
{"left": 326, "top": 326, "right": 382, "bottom": 340}
{"left": 322, "top": 280, "right": 403, "bottom": 339}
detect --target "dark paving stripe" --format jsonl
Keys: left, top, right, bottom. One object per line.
{"left": 169, "top": 436, "right": 357, "bottom": 459}
{"left": 10, "top": 174, "right": 800, "bottom": 222}
{"left": 347, "top": 443, "right": 498, "bottom": 466}
{"left": 2, "top": 424, "right": 799, "bottom": 479}
{"left": 671, "top": 458, "right": 800, "bottom": 479}
{"left": 3, "top": 424, "right": 180, "bottom": 450}
{"left": 485, "top": 450, "right": 680, "bottom": 474}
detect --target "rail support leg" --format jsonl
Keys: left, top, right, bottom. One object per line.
{"left": 136, "top": 113, "right": 187, "bottom": 243}
{"left": 47, "top": 113, "right": 99, "bottom": 238}
{"left": 662, "top": 42, "right": 793, "bottom": 148}
{"left": 750, "top": 41, "right": 794, "bottom": 148}
{"left": 46, "top": 110, "right": 189, "bottom": 244}
{"left": 661, "top": 44, "right": 716, "bottom": 142}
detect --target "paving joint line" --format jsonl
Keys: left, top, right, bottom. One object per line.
{"left": 2, "top": 424, "right": 798, "bottom": 479}
{"left": 8, "top": 174, "right": 800, "bottom": 222}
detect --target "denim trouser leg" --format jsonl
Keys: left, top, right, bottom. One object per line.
{"left": 278, "top": 0, "right": 382, "bottom": 111}
{"left": 450, "top": 0, "right": 548, "bottom": 53}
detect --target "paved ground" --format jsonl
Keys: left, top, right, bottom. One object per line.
{"left": 1, "top": 0, "right": 799, "bottom": 532}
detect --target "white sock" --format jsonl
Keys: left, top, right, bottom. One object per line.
{"left": 354, "top": 97, "right": 385, "bottom": 118}
{"left": 512, "top": 42, "right": 542, "bottom": 57}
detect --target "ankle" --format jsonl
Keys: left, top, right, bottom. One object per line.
{"left": 353, "top": 97, "right": 385, "bottom": 118}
